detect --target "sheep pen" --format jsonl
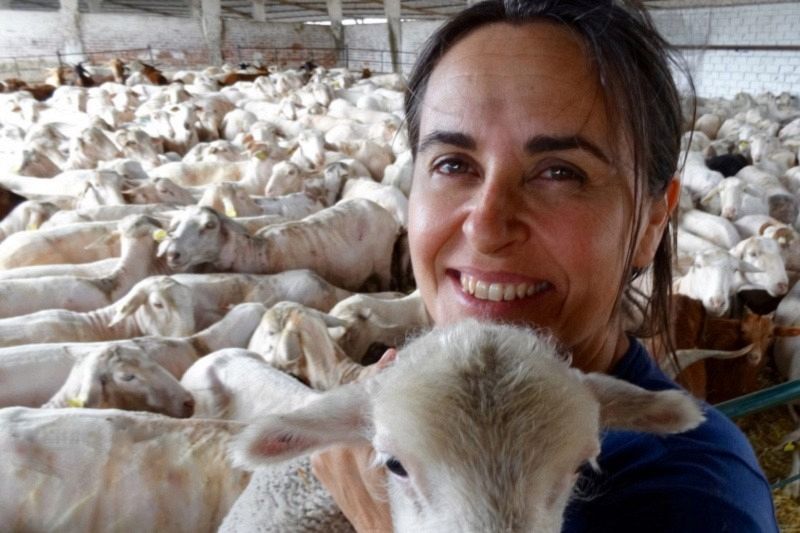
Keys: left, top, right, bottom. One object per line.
{"left": 1, "top": 60, "right": 800, "bottom": 528}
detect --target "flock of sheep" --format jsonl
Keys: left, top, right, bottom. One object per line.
{"left": 0, "top": 57, "right": 799, "bottom": 528}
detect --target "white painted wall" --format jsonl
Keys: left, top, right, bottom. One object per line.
{"left": 650, "top": 2, "right": 800, "bottom": 98}
{"left": 0, "top": 4, "right": 797, "bottom": 97}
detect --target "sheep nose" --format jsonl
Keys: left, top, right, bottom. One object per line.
{"left": 708, "top": 297, "right": 727, "bottom": 316}
{"left": 775, "top": 282, "right": 788, "bottom": 295}
{"left": 721, "top": 207, "right": 736, "bottom": 219}
{"left": 182, "top": 397, "right": 195, "bottom": 418}
{"left": 167, "top": 250, "right": 181, "bottom": 263}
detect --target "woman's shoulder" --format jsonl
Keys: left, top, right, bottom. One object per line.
{"left": 561, "top": 338, "right": 779, "bottom": 533}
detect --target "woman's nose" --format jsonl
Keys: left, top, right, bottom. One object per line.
{"left": 462, "top": 182, "right": 527, "bottom": 255}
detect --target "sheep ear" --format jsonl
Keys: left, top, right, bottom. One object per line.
{"left": 229, "top": 383, "right": 370, "bottom": 470}
{"left": 582, "top": 373, "right": 705, "bottom": 435}
{"left": 699, "top": 183, "right": 722, "bottom": 205}
{"left": 108, "top": 285, "right": 148, "bottom": 327}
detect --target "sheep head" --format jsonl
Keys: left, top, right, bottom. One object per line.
{"left": 232, "top": 320, "right": 704, "bottom": 533}
{"left": 43, "top": 345, "right": 194, "bottom": 418}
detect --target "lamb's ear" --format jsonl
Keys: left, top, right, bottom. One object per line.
{"left": 229, "top": 383, "right": 370, "bottom": 470}
{"left": 582, "top": 373, "right": 706, "bottom": 434}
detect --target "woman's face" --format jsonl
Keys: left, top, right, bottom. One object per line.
{"left": 408, "top": 22, "right": 669, "bottom": 369}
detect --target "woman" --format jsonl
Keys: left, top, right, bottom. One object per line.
{"left": 313, "top": 1, "right": 779, "bottom": 531}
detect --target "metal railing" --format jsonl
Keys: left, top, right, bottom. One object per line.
{"left": 0, "top": 44, "right": 414, "bottom": 81}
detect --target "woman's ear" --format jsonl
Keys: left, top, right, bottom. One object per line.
{"left": 632, "top": 178, "right": 680, "bottom": 269}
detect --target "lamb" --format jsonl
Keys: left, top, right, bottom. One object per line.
{"left": 159, "top": 199, "right": 400, "bottom": 291}
{"left": 0, "top": 302, "right": 266, "bottom": 408}
{"left": 0, "top": 200, "right": 58, "bottom": 242}
{"left": 0, "top": 276, "right": 195, "bottom": 348}
{"left": 128, "top": 270, "right": 353, "bottom": 330}
{"left": 42, "top": 344, "right": 195, "bottom": 418}
{"left": 678, "top": 209, "right": 740, "bottom": 250}
{"left": 0, "top": 219, "right": 120, "bottom": 269}
{"left": 341, "top": 177, "right": 409, "bottom": 227}
{"left": 232, "top": 320, "right": 703, "bottom": 532}
{"left": 0, "top": 215, "right": 170, "bottom": 317}
{"left": 247, "top": 301, "right": 365, "bottom": 389}
{"left": 673, "top": 248, "right": 760, "bottom": 316}
{"left": 181, "top": 347, "right": 321, "bottom": 420}
{"left": 730, "top": 236, "right": 789, "bottom": 297}
{"left": 328, "top": 290, "right": 431, "bottom": 362}
{"left": 0, "top": 407, "right": 250, "bottom": 532}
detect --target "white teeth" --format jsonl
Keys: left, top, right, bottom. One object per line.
{"left": 488, "top": 283, "right": 503, "bottom": 302}
{"left": 459, "top": 274, "right": 549, "bottom": 302}
{"left": 474, "top": 280, "right": 489, "bottom": 299}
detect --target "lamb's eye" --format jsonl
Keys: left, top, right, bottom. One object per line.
{"left": 385, "top": 457, "right": 408, "bottom": 477}
{"left": 119, "top": 373, "right": 136, "bottom": 382}
{"left": 204, "top": 220, "right": 217, "bottom": 230}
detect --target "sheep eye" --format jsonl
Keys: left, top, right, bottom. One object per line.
{"left": 385, "top": 457, "right": 408, "bottom": 478}
{"left": 119, "top": 373, "right": 136, "bottom": 382}
{"left": 204, "top": 221, "right": 217, "bottom": 230}
{"left": 152, "top": 301, "right": 164, "bottom": 309}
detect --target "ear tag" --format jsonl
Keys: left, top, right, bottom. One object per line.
{"left": 783, "top": 441, "right": 797, "bottom": 452}
{"left": 66, "top": 397, "right": 85, "bottom": 408}
{"left": 225, "top": 208, "right": 238, "bottom": 218}
{"left": 254, "top": 150, "right": 268, "bottom": 161}
{"left": 26, "top": 222, "right": 39, "bottom": 231}
{"left": 152, "top": 229, "right": 168, "bottom": 242}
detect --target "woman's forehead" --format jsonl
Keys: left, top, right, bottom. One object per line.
{"left": 418, "top": 22, "right": 628, "bottom": 165}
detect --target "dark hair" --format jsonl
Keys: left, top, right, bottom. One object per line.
{"left": 404, "top": 0, "right": 694, "bottom": 355}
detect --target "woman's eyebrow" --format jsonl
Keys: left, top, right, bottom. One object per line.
{"left": 417, "top": 130, "right": 476, "bottom": 154}
{"left": 526, "top": 135, "right": 611, "bottom": 164}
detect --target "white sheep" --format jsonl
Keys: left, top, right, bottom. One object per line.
{"left": 673, "top": 248, "right": 760, "bottom": 316}
{"left": 181, "top": 347, "right": 321, "bottom": 420}
{"left": 159, "top": 199, "right": 400, "bottom": 291}
{"left": 0, "top": 214, "right": 169, "bottom": 317}
{"left": 0, "top": 302, "right": 266, "bottom": 408}
{"left": 232, "top": 320, "right": 703, "bottom": 532}
{"left": 328, "top": 289, "right": 431, "bottom": 362}
{"left": 0, "top": 219, "right": 120, "bottom": 269}
{"left": 0, "top": 407, "right": 250, "bottom": 532}
{"left": 42, "top": 344, "right": 195, "bottom": 418}
{"left": 0, "top": 276, "right": 195, "bottom": 348}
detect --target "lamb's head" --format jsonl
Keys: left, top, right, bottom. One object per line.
{"left": 198, "top": 182, "right": 258, "bottom": 218}
{"left": 232, "top": 320, "right": 704, "bottom": 533}
{"left": 109, "top": 276, "right": 195, "bottom": 337}
{"left": 43, "top": 345, "right": 195, "bottom": 418}
{"left": 730, "top": 236, "right": 789, "bottom": 297}
{"left": 132, "top": 177, "right": 196, "bottom": 205}
{"left": 157, "top": 206, "right": 232, "bottom": 271}
{"left": 75, "top": 169, "right": 127, "bottom": 208}
{"left": 265, "top": 160, "right": 302, "bottom": 197}
{"left": 682, "top": 248, "right": 762, "bottom": 316}
{"left": 247, "top": 302, "right": 347, "bottom": 387}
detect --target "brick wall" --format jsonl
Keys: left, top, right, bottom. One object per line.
{"left": 650, "top": 2, "right": 800, "bottom": 98}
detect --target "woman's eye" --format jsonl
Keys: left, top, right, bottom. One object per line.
{"left": 540, "top": 165, "right": 586, "bottom": 182}
{"left": 433, "top": 158, "right": 472, "bottom": 176}
{"left": 385, "top": 457, "right": 408, "bottom": 477}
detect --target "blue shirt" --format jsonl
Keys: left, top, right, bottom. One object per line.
{"left": 562, "top": 338, "right": 779, "bottom": 532}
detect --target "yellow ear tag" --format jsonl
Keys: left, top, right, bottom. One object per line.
{"left": 225, "top": 208, "right": 238, "bottom": 218}
{"left": 26, "top": 222, "right": 39, "bottom": 231}
{"left": 152, "top": 229, "right": 168, "bottom": 242}
{"left": 66, "top": 397, "right": 85, "bottom": 408}
{"left": 254, "top": 150, "right": 268, "bottom": 161}
{"left": 784, "top": 442, "right": 797, "bottom": 452}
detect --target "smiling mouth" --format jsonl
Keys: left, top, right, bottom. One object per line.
{"left": 458, "top": 272, "right": 552, "bottom": 302}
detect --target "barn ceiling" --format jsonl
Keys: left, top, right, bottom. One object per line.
{"left": 3, "top": 0, "right": 794, "bottom": 22}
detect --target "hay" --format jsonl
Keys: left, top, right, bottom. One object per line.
{"left": 735, "top": 358, "right": 800, "bottom": 531}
